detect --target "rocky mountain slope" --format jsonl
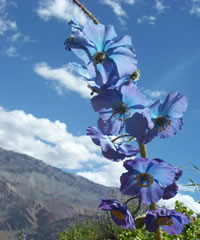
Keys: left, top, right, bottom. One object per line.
{"left": 0, "top": 148, "right": 116, "bottom": 240}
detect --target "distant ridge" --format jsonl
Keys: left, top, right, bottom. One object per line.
{"left": 0, "top": 147, "right": 115, "bottom": 240}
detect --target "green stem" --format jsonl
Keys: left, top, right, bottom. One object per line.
{"left": 138, "top": 142, "right": 163, "bottom": 240}
{"left": 111, "top": 134, "right": 132, "bottom": 143}
{"left": 72, "top": 0, "right": 99, "bottom": 24}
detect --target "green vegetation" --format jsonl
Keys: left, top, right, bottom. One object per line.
{"left": 59, "top": 201, "right": 200, "bottom": 240}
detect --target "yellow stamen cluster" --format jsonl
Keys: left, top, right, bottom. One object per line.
{"left": 112, "top": 102, "right": 131, "bottom": 121}
{"left": 156, "top": 217, "right": 173, "bottom": 226}
{"left": 94, "top": 52, "right": 106, "bottom": 64}
{"left": 136, "top": 172, "right": 154, "bottom": 187}
{"left": 130, "top": 69, "right": 140, "bottom": 82}
{"left": 153, "top": 117, "right": 172, "bottom": 132}
{"left": 111, "top": 210, "right": 125, "bottom": 220}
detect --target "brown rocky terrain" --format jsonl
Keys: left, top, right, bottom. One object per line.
{"left": 0, "top": 147, "right": 116, "bottom": 240}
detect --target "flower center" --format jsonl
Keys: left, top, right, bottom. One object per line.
{"left": 153, "top": 116, "right": 171, "bottom": 132}
{"left": 130, "top": 69, "right": 140, "bottom": 82}
{"left": 111, "top": 210, "right": 125, "bottom": 220}
{"left": 136, "top": 173, "right": 154, "bottom": 188}
{"left": 94, "top": 52, "right": 106, "bottom": 64}
{"left": 156, "top": 217, "right": 173, "bottom": 226}
{"left": 112, "top": 102, "right": 131, "bottom": 121}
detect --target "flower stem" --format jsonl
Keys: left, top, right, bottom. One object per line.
{"left": 72, "top": 0, "right": 99, "bottom": 24}
{"left": 111, "top": 134, "right": 132, "bottom": 143}
{"left": 138, "top": 142, "right": 163, "bottom": 240}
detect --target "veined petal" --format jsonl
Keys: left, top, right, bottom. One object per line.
{"left": 118, "top": 143, "right": 139, "bottom": 156}
{"left": 125, "top": 112, "right": 155, "bottom": 144}
{"left": 149, "top": 100, "right": 160, "bottom": 119}
{"left": 121, "top": 82, "right": 149, "bottom": 108}
{"left": 98, "top": 114, "right": 125, "bottom": 135}
{"left": 123, "top": 158, "right": 152, "bottom": 173}
{"left": 109, "top": 48, "right": 137, "bottom": 78}
{"left": 138, "top": 181, "right": 164, "bottom": 205}
{"left": 120, "top": 171, "right": 141, "bottom": 196}
{"left": 83, "top": 21, "right": 106, "bottom": 52}
{"left": 148, "top": 160, "right": 176, "bottom": 187}
{"left": 91, "top": 88, "right": 121, "bottom": 112}
{"left": 105, "top": 35, "right": 133, "bottom": 51}
{"left": 86, "top": 126, "right": 107, "bottom": 146}
{"left": 157, "top": 118, "right": 183, "bottom": 138}
{"left": 159, "top": 92, "right": 188, "bottom": 118}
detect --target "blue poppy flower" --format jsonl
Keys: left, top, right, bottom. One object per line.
{"left": 120, "top": 158, "right": 178, "bottom": 205}
{"left": 144, "top": 208, "right": 191, "bottom": 235}
{"left": 65, "top": 21, "right": 137, "bottom": 87}
{"left": 148, "top": 92, "right": 188, "bottom": 138}
{"left": 91, "top": 82, "right": 149, "bottom": 135}
{"left": 125, "top": 92, "right": 188, "bottom": 143}
{"left": 125, "top": 111, "right": 154, "bottom": 144}
{"left": 99, "top": 199, "right": 135, "bottom": 229}
{"left": 87, "top": 126, "right": 139, "bottom": 161}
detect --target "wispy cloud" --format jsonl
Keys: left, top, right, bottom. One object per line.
{"left": 155, "top": 0, "right": 169, "bottom": 14}
{"left": 5, "top": 46, "right": 18, "bottom": 57}
{"left": 178, "top": 183, "right": 196, "bottom": 193}
{"left": 0, "top": 106, "right": 106, "bottom": 170}
{"left": 9, "top": 32, "right": 37, "bottom": 43}
{"left": 34, "top": 62, "right": 91, "bottom": 98}
{"left": 0, "top": 0, "right": 17, "bottom": 35}
{"left": 143, "top": 88, "right": 166, "bottom": 102}
{"left": 190, "top": 2, "right": 200, "bottom": 17}
{"left": 100, "top": 0, "right": 136, "bottom": 24}
{"left": 137, "top": 15, "right": 157, "bottom": 25}
{"left": 36, "top": 0, "right": 87, "bottom": 25}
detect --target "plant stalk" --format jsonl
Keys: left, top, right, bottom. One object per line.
{"left": 72, "top": 0, "right": 99, "bottom": 24}
{"left": 138, "top": 142, "right": 163, "bottom": 240}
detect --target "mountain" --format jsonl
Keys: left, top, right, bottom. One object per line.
{"left": 0, "top": 147, "right": 116, "bottom": 240}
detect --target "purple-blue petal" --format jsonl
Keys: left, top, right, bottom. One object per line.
{"left": 159, "top": 92, "right": 188, "bottom": 118}
{"left": 121, "top": 82, "right": 149, "bottom": 108}
{"left": 91, "top": 88, "right": 121, "bottom": 112}
{"left": 98, "top": 114, "right": 125, "bottom": 135}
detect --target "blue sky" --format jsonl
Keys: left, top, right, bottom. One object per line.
{"left": 0, "top": 0, "right": 200, "bottom": 211}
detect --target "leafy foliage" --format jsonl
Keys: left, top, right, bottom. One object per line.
{"left": 59, "top": 201, "right": 200, "bottom": 240}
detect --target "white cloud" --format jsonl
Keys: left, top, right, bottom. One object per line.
{"left": 9, "top": 32, "right": 37, "bottom": 43}
{"left": 101, "top": 0, "right": 136, "bottom": 24}
{"left": 34, "top": 62, "right": 91, "bottom": 98}
{"left": 77, "top": 161, "right": 125, "bottom": 187}
{"left": 137, "top": 15, "right": 157, "bottom": 25}
{"left": 0, "top": 106, "right": 106, "bottom": 170}
{"left": 5, "top": 46, "right": 18, "bottom": 57}
{"left": 0, "top": 0, "right": 17, "bottom": 35}
{"left": 0, "top": 18, "right": 17, "bottom": 35}
{"left": 158, "top": 193, "right": 200, "bottom": 213}
{"left": 190, "top": 5, "right": 200, "bottom": 17}
{"left": 155, "top": 0, "right": 169, "bottom": 14}
{"left": 0, "top": 0, "right": 6, "bottom": 12}
{"left": 102, "top": 0, "right": 126, "bottom": 17}
{"left": 143, "top": 88, "right": 166, "bottom": 100}
{"left": 178, "top": 183, "right": 196, "bottom": 193}
{"left": 9, "top": 32, "right": 21, "bottom": 41}
{"left": 36, "top": 0, "right": 87, "bottom": 25}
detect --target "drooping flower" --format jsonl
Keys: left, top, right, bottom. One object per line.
{"left": 120, "top": 158, "right": 178, "bottom": 205}
{"left": 65, "top": 20, "right": 137, "bottom": 87}
{"left": 144, "top": 208, "right": 191, "bottom": 235}
{"left": 99, "top": 199, "right": 135, "bottom": 229}
{"left": 87, "top": 126, "right": 139, "bottom": 161}
{"left": 91, "top": 81, "right": 149, "bottom": 135}
{"left": 125, "top": 111, "right": 154, "bottom": 144}
{"left": 125, "top": 92, "right": 188, "bottom": 143}
{"left": 147, "top": 92, "right": 188, "bottom": 138}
